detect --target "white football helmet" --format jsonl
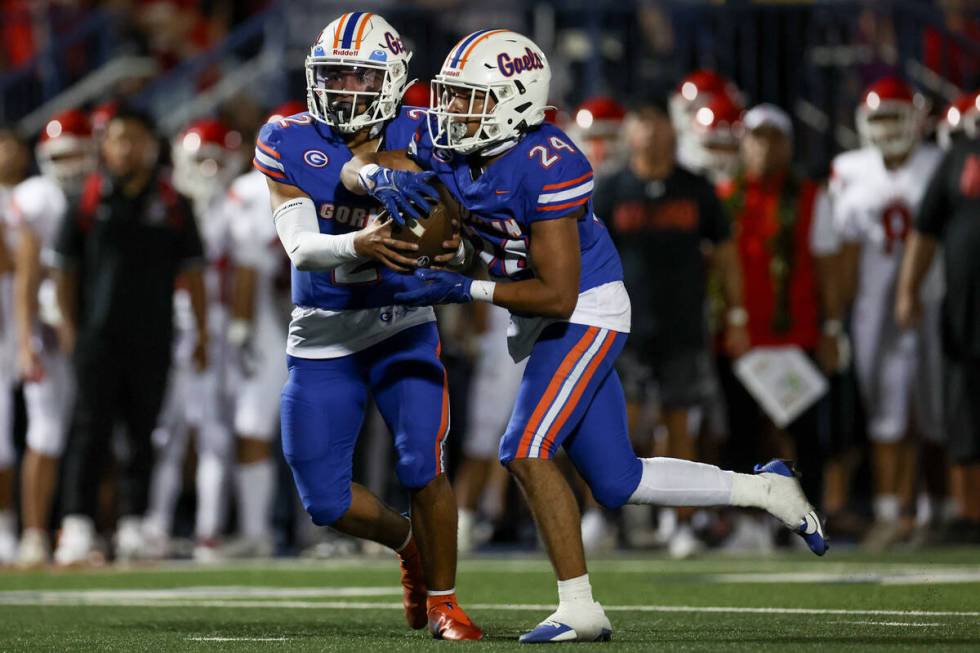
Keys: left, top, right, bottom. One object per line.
{"left": 171, "top": 118, "right": 244, "bottom": 207}
{"left": 36, "top": 109, "right": 96, "bottom": 195}
{"left": 855, "top": 76, "right": 926, "bottom": 158}
{"left": 305, "top": 12, "right": 412, "bottom": 133}
{"left": 429, "top": 30, "right": 550, "bottom": 154}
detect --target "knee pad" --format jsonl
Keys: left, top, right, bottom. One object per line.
{"left": 588, "top": 472, "right": 640, "bottom": 511}
{"left": 304, "top": 485, "right": 352, "bottom": 527}
{"left": 395, "top": 451, "right": 436, "bottom": 491}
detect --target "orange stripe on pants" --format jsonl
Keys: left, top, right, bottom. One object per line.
{"left": 538, "top": 331, "right": 617, "bottom": 458}
{"left": 516, "top": 326, "right": 599, "bottom": 459}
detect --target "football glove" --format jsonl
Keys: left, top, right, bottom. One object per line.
{"left": 394, "top": 268, "right": 473, "bottom": 306}
{"left": 360, "top": 165, "right": 438, "bottom": 225}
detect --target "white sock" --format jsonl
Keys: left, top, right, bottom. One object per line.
{"left": 235, "top": 459, "right": 275, "bottom": 539}
{"left": 874, "top": 495, "right": 900, "bottom": 522}
{"left": 557, "top": 574, "right": 594, "bottom": 607}
{"left": 0, "top": 510, "right": 14, "bottom": 533}
{"left": 628, "top": 458, "right": 735, "bottom": 506}
{"left": 427, "top": 587, "right": 455, "bottom": 597}
{"left": 196, "top": 451, "right": 227, "bottom": 540}
{"left": 730, "top": 473, "right": 773, "bottom": 509}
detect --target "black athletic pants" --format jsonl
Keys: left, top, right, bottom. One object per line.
{"left": 61, "top": 339, "right": 171, "bottom": 519}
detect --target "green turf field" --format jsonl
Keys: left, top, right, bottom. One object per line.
{"left": 2, "top": 549, "right": 980, "bottom": 651}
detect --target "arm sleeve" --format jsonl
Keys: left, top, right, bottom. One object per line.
{"left": 253, "top": 122, "right": 297, "bottom": 186}
{"left": 915, "top": 150, "right": 952, "bottom": 238}
{"left": 698, "top": 177, "right": 731, "bottom": 243}
{"left": 524, "top": 148, "right": 594, "bottom": 223}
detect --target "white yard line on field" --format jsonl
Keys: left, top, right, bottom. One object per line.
{"left": 188, "top": 637, "right": 288, "bottom": 642}
{"left": 0, "top": 586, "right": 401, "bottom": 602}
{"left": 0, "top": 591, "right": 978, "bottom": 620}
{"left": 838, "top": 621, "right": 945, "bottom": 627}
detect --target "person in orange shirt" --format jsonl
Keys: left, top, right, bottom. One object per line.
{"left": 717, "top": 104, "right": 834, "bottom": 516}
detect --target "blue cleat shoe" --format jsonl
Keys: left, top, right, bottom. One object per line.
{"left": 519, "top": 606, "right": 613, "bottom": 644}
{"left": 753, "top": 459, "right": 829, "bottom": 556}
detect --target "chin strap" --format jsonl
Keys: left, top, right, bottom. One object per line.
{"left": 475, "top": 136, "right": 519, "bottom": 158}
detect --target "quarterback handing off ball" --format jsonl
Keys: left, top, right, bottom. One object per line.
{"left": 384, "top": 181, "right": 460, "bottom": 268}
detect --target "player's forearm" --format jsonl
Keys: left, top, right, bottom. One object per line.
{"left": 230, "top": 266, "right": 257, "bottom": 323}
{"left": 897, "top": 231, "right": 938, "bottom": 300}
{"left": 814, "top": 254, "right": 843, "bottom": 321}
{"left": 275, "top": 196, "right": 360, "bottom": 271}
{"left": 183, "top": 266, "right": 209, "bottom": 337}
{"left": 713, "top": 240, "right": 746, "bottom": 310}
{"left": 341, "top": 153, "right": 383, "bottom": 195}
{"left": 485, "top": 278, "right": 578, "bottom": 320}
{"left": 13, "top": 252, "right": 42, "bottom": 351}
{"left": 53, "top": 268, "right": 78, "bottom": 331}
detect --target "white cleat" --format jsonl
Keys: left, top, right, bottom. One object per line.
{"left": 54, "top": 515, "right": 101, "bottom": 566}
{"left": 114, "top": 516, "right": 146, "bottom": 562}
{"left": 581, "top": 509, "right": 615, "bottom": 553}
{"left": 17, "top": 529, "right": 51, "bottom": 568}
{"left": 754, "top": 460, "right": 828, "bottom": 555}
{"left": 668, "top": 523, "right": 704, "bottom": 560}
{"left": 519, "top": 603, "right": 613, "bottom": 643}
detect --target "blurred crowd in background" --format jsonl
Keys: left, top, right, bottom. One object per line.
{"left": 1, "top": 0, "right": 979, "bottom": 567}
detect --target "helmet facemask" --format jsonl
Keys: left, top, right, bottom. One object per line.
{"left": 306, "top": 57, "right": 409, "bottom": 133}
{"left": 429, "top": 79, "right": 529, "bottom": 154}
{"left": 857, "top": 102, "right": 920, "bottom": 159}
{"left": 38, "top": 141, "right": 95, "bottom": 196}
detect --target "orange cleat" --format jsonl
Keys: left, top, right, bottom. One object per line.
{"left": 397, "top": 537, "right": 428, "bottom": 629}
{"left": 427, "top": 597, "right": 484, "bottom": 640}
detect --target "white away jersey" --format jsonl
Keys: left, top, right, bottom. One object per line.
{"left": 833, "top": 144, "right": 944, "bottom": 304}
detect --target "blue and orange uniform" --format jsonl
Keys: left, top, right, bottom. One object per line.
{"left": 408, "top": 121, "right": 644, "bottom": 508}
{"left": 253, "top": 107, "right": 451, "bottom": 526}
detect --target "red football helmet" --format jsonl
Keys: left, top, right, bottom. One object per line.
{"left": 403, "top": 81, "right": 430, "bottom": 109}
{"left": 568, "top": 96, "right": 627, "bottom": 168}
{"left": 171, "top": 118, "right": 244, "bottom": 206}
{"left": 669, "top": 69, "right": 743, "bottom": 134}
{"left": 937, "top": 91, "right": 980, "bottom": 149}
{"left": 266, "top": 100, "right": 308, "bottom": 123}
{"left": 687, "top": 92, "right": 745, "bottom": 180}
{"left": 36, "top": 109, "right": 96, "bottom": 193}
{"left": 855, "top": 76, "right": 926, "bottom": 158}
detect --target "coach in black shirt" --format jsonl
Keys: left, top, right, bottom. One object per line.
{"left": 51, "top": 107, "right": 207, "bottom": 561}
{"left": 593, "top": 95, "right": 748, "bottom": 552}
{"left": 896, "top": 134, "right": 980, "bottom": 539}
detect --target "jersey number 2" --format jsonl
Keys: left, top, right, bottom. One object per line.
{"left": 528, "top": 137, "right": 576, "bottom": 168}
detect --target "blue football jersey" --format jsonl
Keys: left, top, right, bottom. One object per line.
{"left": 253, "top": 106, "right": 427, "bottom": 310}
{"left": 408, "top": 122, "right": 623, "bottom": 292}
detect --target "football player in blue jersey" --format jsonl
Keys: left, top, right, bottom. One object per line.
{"left": 343, "top": 30, "right": 828, "bottom": 643}
{"left": 253, "top": 13, "right": 481, "bottom": 640}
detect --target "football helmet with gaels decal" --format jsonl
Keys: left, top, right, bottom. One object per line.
{"left": 429, "top": 30, "right": 551, "bottom": 154}
{"left": 855, "top": 76, "right": 927, "bottom": 158}
{"left": 305, "top": 12, "right": 412, "bottom": 133}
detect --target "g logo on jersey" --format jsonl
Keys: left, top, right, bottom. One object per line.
{"left": 304, "top": 149, "right": 330, "bottom": 168}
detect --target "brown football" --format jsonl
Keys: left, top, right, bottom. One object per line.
{"left": 386, "top": 181, "right": 460, "bottom": 268}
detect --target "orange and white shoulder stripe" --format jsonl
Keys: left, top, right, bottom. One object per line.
{"left": 536, "top": 171, "right": 594, "bottom": 212}
{"left": 253, "top": 139, "right": 285, "bottom": 180}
